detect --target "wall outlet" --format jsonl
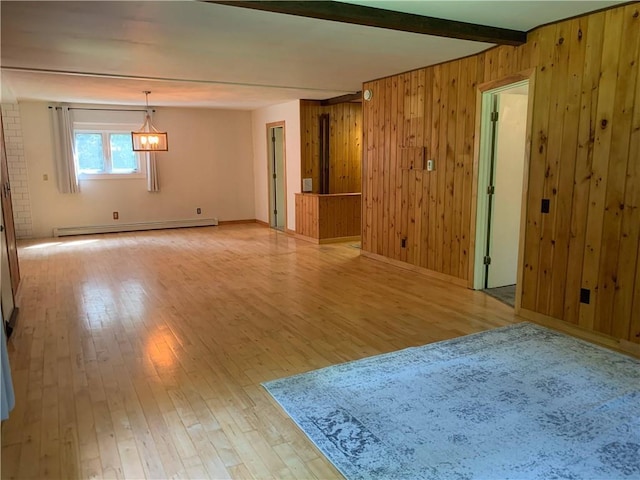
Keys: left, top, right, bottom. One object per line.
{"left": 196, "top": 207, "right": 202, "bottom": 214}
{"left": 113, "top": 211, "right": 119, "bottom": 220}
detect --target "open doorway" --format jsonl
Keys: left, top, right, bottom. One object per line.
{"left": 267, "top": 122, "right": 286, "bottom": 232}
{"left": 473, "top": 80, "right": 530, "bottom": 308}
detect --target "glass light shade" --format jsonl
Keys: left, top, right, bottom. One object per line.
{"left": 131, "top": 113, "right": 168, "bottom": 151}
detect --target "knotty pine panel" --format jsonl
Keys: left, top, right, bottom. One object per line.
{"left": 295, "top": 193, "right": 361, "bottom": 240}
{"left": 361, "top": 3, "right": 640, "bottom": 343}
{"left": 300, "top": 101, "right": 362, "bottom": 194}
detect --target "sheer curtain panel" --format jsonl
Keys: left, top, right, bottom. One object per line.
{"left": 50, "top": 106, "right": 79, "bottom": 193}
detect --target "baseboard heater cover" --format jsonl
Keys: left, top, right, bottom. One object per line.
{"left": 53, "top": 218, "right": 219, "bottom": 237}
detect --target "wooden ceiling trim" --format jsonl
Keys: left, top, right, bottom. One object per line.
{"left": 320, "top": 91, "right": 362, "bottom": 105}
{"left": 206, "top": 1, "right": 527, "bottom": 46}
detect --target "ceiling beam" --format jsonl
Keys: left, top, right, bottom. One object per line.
{"left": 206, "top": 1, "right": 527, "bottom": 46}
{"left": 321, "top": 91, "right": 362, "bottom": 106}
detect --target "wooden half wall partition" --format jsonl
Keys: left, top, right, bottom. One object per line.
{"left": 295, "top": 193, "right": 361, "bottom": 243}
{"left": 300, "top": 100, "right": 362, "bottom": 194}
{"left": 361, "top": 3, "right": 640, "bottom": 353}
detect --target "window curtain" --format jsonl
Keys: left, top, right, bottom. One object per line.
{"left": 50, "top": 105, "right": 79, "bottom": 193}
{"left": 146, "top": 108, "right": 160, "bottom": 192}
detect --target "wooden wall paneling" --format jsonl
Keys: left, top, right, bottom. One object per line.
{"left": 631, "top": 243, "right": 640, "bottom": 343}
{"left": 300, "top": 102, "right": 309, "bottom": 184}
{"left": 340, "top": 104, "right": 349, "bottom": 193}
{"left": 413, "top": 69, "right": 426, "bottom": 267}
{"left": 399, "top": 73, "right": 411, "bottom": 263}
{"left": 382, "top": 77, "right": 393, "bottom": 257}
{"left": 579, "top": 7, "right": 624, "bottom": 332}
{"left": 435, "top": 63, "right": 449, "bottom": 272}
{"left": 393, "top": 75, "right": 406, "bottom": 261}
{"left": 333, "top": 104, "right": 342, "bottom": 193}
{"left": 497, "top": 46, "right": 514, "bottom": 80}
{"left": 521, "top": 23, "right": 557, "bottom": 311}
{"left": 420, "top": 68, "right": 434, "bottom": 270}
{"left": 300, "top": 101, "right": 317, "bottom": 192}
{"left": 371, "top": 80, "right": 382, "bottom": 254}
{"left": 360, "top": 4, "right": 638, "bottom": 345}
{"left": 427, "top": 66, "right": 441, "bottom": 271}
{"left": 535, "top": 19, "right": 572, "bottom": 315}
{"left": 563, "top": 12, "right": 605, "bottom": 324}
{"left": 414, "top": 70, "right": 426, "bottom": 265}
{"left": 467, "top": 54, "right": 486, "bottom": 285}
{"left": 451, "top": 60, "right": 468, "bottom": 278}
{"left": 299, "top": 101, "right": 363, "bottom": 195}
{"left": 311, "top": 101, "right": 320, "bottom": 193}
{"left": 483, "top": 47, "right": 499, "bottom": 82}
{"left": 615, "top": 6, "right": 640, "bottom": 342}
{"left": 349, "top": 104, "right": 359, "bottom": 193}
{"left": 442, "top": 61, "right": 459, "bottom": 276}
{"left": 404, "top": 72, "right": 416, "bottom": 263}
{"left": 597, "top": 5, "right": 640, "bottom": 337}
{"left": 378, "top": 80, "right": 389, "bottom": 254}
{"left": 548, "top": 17, "right": 589, "bottom": 319}
{"left": 363, "top": 83, "right": 373, "bottom": 251}
{"left": 459, "top": 56, "right": 478, "bottom": 280}
{"left": 328, "top": 105, "right": 337, "bottom": 193}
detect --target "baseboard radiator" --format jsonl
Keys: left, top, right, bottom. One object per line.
{"left": 53, "top": 218, "right": 219, "bottom": 237}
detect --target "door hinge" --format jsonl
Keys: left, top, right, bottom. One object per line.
{"left": 487, "top": 185, "right": 495, "bottom": 195}
{"left": 484, "top": 256, "right": 491, "bottom": 265}
{"left": 272, "top": 173, "right": 277, "bottom": 179}
{"left": 491, "top": 111, "right": 499, "bottom": 122}
{"left": 273, "top": 209, "right": 277, "bottom": 215}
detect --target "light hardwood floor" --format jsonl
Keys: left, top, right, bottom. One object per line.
{"left": 1, "top": 224, "right": 519, "bottom": 479}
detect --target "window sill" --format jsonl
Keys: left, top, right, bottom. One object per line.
{"left": 79, "top": 173, "right": 146, "bottom": 180}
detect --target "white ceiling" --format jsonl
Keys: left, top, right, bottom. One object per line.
{"left": 0, "top": 0, "right": 626, "bottom": 110}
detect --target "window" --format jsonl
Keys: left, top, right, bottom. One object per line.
{"left": 74, "top": 125, "right": 145, "bottom": 178}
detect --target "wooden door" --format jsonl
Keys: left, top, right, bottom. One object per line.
{"left": 0, "top": 117, "right": 20, "bottom": 296}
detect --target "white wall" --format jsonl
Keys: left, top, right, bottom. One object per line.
{"left": 19, "top": 102, "right": 256, "bottom": 238}
{"left": 251, "top": 100, "right": 301, "bottom": 230}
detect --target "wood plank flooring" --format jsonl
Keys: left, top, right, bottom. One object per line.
{"left": 1, "top": 224, "right": 519, "bottom": 479}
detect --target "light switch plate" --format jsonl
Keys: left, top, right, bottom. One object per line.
{"left": 303, "top": 178, "right": 313, "bottom": 192}
{"left": 427, "top": 160, "right": 435, "bottom": 171}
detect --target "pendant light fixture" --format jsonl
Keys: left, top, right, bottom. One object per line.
{"left": 131, "top": 91, "right": 168, "bottom": 151}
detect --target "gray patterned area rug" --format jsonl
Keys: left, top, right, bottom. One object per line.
{"left": 263, "top": 323, "right": 640, "bottom": 479}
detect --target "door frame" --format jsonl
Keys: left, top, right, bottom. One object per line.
{"left": 468, "top": 69, "right": 535, "bottom": 312}
{"left": 0, "top": 115, "right": 20, "bottom": 332}
{"left": 265, "top": 121, "right": 287, "bottom": 232}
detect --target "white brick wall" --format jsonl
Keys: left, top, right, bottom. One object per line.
{"left": 1, "top": 103, "right": 33, "bottom": 238}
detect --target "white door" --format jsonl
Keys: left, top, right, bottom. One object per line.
{"left": 487, "top": 89, "right": 528, "bottom": 288}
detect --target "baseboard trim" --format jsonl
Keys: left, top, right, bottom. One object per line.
{"left": 293, "top": 233, "right": 320, "bottom": 244}
{"left": 319, "top": 235, "right": 361, "bottom": 245}
{"left": 519, "top": 308, "right": 640, "bottom": 358}
{"left": 53, "top": 218, "right": 219, "bottom": 237}
{"left": 359, "top": 250, "right": 468, "bottom": 287}
{"left": 219, "top": 219, "right": 264, "bottom": 226}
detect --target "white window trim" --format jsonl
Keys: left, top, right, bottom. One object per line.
{"left": 74, "top": 122, "right": 147, "bottom": 180}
